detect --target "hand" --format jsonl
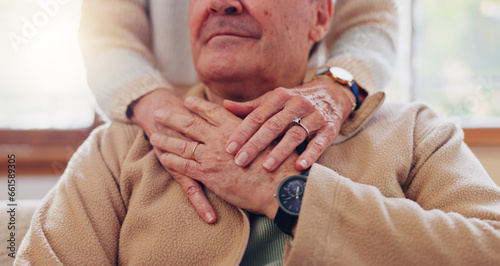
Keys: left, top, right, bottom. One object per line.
{"left": 150, "top": 96, "right": 301, "bottom": 220}
{"left": 130, "top": 88, "right": 217, "bottom": 224}
{"left": 223, "top": 76, "right": 354, "bottom": 172}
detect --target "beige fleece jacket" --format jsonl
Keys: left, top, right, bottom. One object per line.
{"left": 15, "top": 90, "right": 500, "bottom": 265}
{"left": 79, "top": 0, "right": 399, "bottom": 122}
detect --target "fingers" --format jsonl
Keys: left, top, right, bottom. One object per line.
{"left": 224, "top": 88, "right": 290, "bottom": 157}
{"left": 168, "top": 170, "right": 217, "bottom": 224}
{"left": 151, "top": 131, "right": 216, "bottom": 224}
{"left": 233, "top": 106, "right": 300, "bottom": 167}
{"left": 223, "top": 98, "right": 260, "bottom": 118}
{"left": 184, "top": 96, "right": 235, "bottom": 126}
{"left": 233, "top": 92, "right": 314, "bottom": 168}
{"left": 296, "top": 123, "right": 338, "bottom": 169}
{"left": 154, "top": 108, "right": 207, "bottom": 141}
{"left": 261, "top": 114, "right": 324, "bottom": 171}
{"left": 151, "top": 133, "right": 201, "bottom": 160}
{"left": 155, "top": 148, "right": 216, "bottom": 224}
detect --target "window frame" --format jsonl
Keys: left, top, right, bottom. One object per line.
{"left": 0, "top": 115, "right": 103, "bottom": 176}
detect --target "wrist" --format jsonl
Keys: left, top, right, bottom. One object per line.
{"left": 264, "top": 154, "right": 301, "bottom": 220}
{"left": 129, "top": 88, "right": 179, "bottom": 137}
{"left": 316, "top": 75, "right": 356, "bottom": 118}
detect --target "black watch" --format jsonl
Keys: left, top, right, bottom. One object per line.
{"left": 274, "top": 168, "right": 310, "bottom": 235}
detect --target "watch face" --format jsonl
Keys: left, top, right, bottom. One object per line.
{"left": 277, "top": 175, "right": 307, "bottom": 216}
{"left": 329, "top": 67, "right": 353, "bottom": 82}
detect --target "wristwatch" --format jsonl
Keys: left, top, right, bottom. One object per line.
{"left": 318, "top": 67, "right": 360, "bottom": 111}
{"left": 274, "top": 168, "right": 310, "bottom": 235}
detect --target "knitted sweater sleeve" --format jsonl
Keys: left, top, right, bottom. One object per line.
{"left": 79, "top": 0, "right": 399, "bottom": 122}
{"left": 324, "top": 0, "right": 399, "bottom": 92}
{"left": 79, "top": 0, "right": 172, "bottom": 122}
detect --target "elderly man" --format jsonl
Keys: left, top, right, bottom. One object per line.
{"left": 16, "top": 0, "right": 500, "bottom": 265}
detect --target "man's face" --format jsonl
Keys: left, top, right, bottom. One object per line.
{"left": 189, "top": 0, "right": 324, "bottom": 100}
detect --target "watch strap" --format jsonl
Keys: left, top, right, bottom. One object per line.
{"left": 301, "top": 167, "right": 310, "bottom": 176}
{"left": 274, "top": 207, "right": 298, "bottom": 236}
{"left": 351, "top": 81, "right": 360, "bottom": 111}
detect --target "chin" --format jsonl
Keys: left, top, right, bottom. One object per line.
{"left": 197, "top": 54, "right": 250, "bottom": 82}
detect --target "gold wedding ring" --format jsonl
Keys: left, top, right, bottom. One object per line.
{"left": 191, "top": 142, "right": 200, "bottom": 160}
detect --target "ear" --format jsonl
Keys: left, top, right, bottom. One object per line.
{"left": 309, "top": 0, "right": 334, "bottom": 42}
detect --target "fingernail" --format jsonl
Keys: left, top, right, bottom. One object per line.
{"left": 206, "top": 212, "right": 215, "bottom": 223}
{"left": 226, "top": 142, "right": 239, "bottom": 154}
{"left": 299, "top": 159, "right": 309, "bottom": 169}
{"left": 154, "top": 110, "right": 165, "bottom": 119}
{"left": 150, "top": 133, "right": 160, "bottom": 143}
{"left": 235, "top": 152, "right": 249, "bottom": 166}
{"left": 263, "top": 157, "right": 276, "bottom": 170}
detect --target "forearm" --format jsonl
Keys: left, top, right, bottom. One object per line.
{"left": 323, "top": 0, "right": 399, "bottom": 93}
{"left": 79, "top": 0, "right": 171, "bottom": 122}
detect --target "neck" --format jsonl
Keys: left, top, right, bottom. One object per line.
{"left": 202, "top": 72, "right": 307, "bottom": 104}
{"left": 202, "top": 79, "right": 275, "bottom": 105}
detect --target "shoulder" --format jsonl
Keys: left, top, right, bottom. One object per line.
{"left": 69, "top": 122, "right": 148, "bottom": 176}
{"left": 362, "top": 102, "right": 466, "bottom": 170}
{"left": 368, "top": 102, "right": 462, "bottom": 137}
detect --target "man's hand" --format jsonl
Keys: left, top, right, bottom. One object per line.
{"left": 223, "top": 76, "right": 354, "bottom": 172}
{"left": 151, "top": 96, "right": 301, "bottom": 220}
{"left": 130, "top": 89, "right": 217, "bottom": 224}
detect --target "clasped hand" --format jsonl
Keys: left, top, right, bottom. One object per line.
{"left": 151, "top": 97, "right": 300, "bottom": 220}
{"left": 135, "top": 76, "right": 353, "bottom": 223}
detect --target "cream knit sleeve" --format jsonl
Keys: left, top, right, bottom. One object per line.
{"left": 79, "top": 0, "right": 172, "bottom": 123}
{"left": 323, "top": 0, "right": 399, "bottom": 93}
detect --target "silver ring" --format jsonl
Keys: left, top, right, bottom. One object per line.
{"left": 191, "top": 142, "right": 200, "bottom": 160}
{"left": 292, "top": 117, "right": 310, "bottom": 137}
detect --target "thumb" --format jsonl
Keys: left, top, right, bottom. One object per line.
{"left": 223, "top": 98, "right": 262, "bottom": 118}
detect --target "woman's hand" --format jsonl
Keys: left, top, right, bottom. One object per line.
{"left": 223, "top": 76, "right": 355, "bottom": 172}
{"left": 151, "top": 96, "right": 301, "bottom": 220}
{"left": 130, "top": 88, "right": 217, "bottom": 224}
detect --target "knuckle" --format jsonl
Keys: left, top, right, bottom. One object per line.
{"left": 274, "top": 87, "right": 291, "bottom": 101}
{"left": 186, "top": 184, "right": 203, "bottom": 197}
{"left": 296, "top": 96, "right": 314, "bottom": 111}
{"left": 205, "top": 104, "right": 221, "bottom": 117}
{"left": 265, "top": 119, "right": 284, "bottom": 135}
{"left": 247, "top": 111, "right": 267, "bottom": 125}
{"left": 178, "top": 141, "right": 189, "bottom": 156}
{"left": 310, "top": 139, "right": 326, "bottom": 153}
{"left": 182, "top": 116, "right": 197, "bottom": 132}
{"left": 288, "top": 127, "right": 306, "bottom": 143}
{"left": 324, "top": 123, "right": 339, "bottom": 136}
{"left": 275, "top": 87, "right": 288, "bottom": 95}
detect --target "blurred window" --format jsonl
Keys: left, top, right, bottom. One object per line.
{"left": 0, "top": 0, "right": 94, "bottom": 130}
{"left": 388, "top": 0, "right": 500, "bottom": 129}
